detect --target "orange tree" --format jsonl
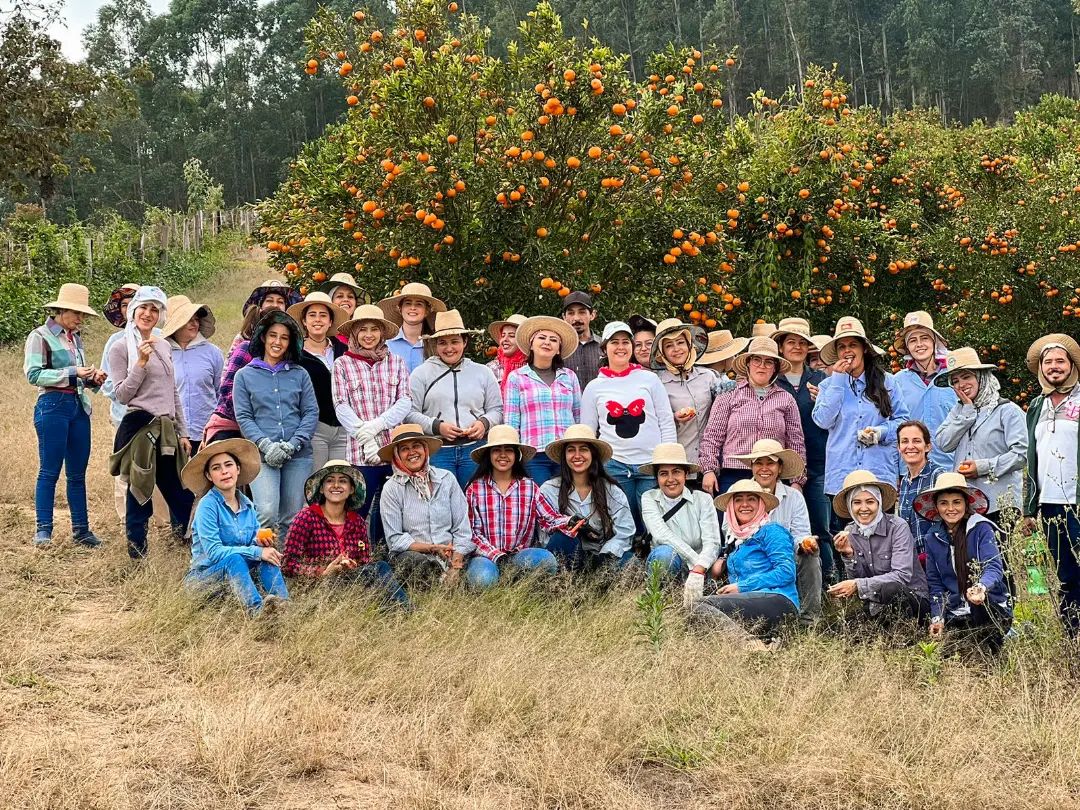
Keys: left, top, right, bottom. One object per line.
{"left": 259, "top": 0, "right": 1080, "bottom": 400}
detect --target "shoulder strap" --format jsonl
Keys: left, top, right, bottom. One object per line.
{"left": 661, "top": 498, "right": 690, "bottom": 522}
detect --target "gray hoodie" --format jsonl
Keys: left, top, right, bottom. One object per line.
{"left": 409, "top": 357, "right": 502, "bottom": 438}
{"left": 934, "top": 398, "right": 1027, "bottom": 512}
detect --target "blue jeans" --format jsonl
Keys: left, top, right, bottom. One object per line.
{"left": 546, "top": 530, "right": 635, "bottom": 574}
{"left": 525, "top": 455, "right": 560, "bottom": 485}
{"left": 803, "top": 473, "right": 834, "bottom": 583}
{"left": 342, "top": 560, "right": 411, "bottom": 607}
{"left": 431, "top": 443, "right": 479, "bottom": 490}
{"left": 465, "top": 548, "right": 559, "bottom": 589}
{"left": 185, "top": 553, "right": 289, "bottom": 612}
{"left": 358, "top": 464, "right": 391, "bottom": 549}
{"left": 645, "top": 544, "right": 688, "bottom": 579}
{"left": 33, "top": 392, "right": 92, "bottom": 534}
{"left": 605, "top": 459, "right": 656, "bottom": 534}
{"left": 1042, "top": 504, "right": 1080, "bottom": 636}
{"left": 249, "top": 454, "right": 312, "bottom": 539}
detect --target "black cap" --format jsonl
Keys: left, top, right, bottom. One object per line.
{"left": 560, "top": 291, "right": 594, "bottom": 313}
{"left": 627, "top": 314, "right": 656, "bottom": 334}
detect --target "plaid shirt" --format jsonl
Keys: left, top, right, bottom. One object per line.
{"left": 504, "top": 365, "right": 581, "bottom": 450}
{"left": 24, "top": 319, "right": 98, "bottom": 414}
{"left": 332, "top": 352, "right": 412, "bottom": 465}
{"left": 698, "top": 380, "right": 806, "bottom": 484}
{"left": 566, "top": 336, "right": 602, "bottom": 389}
{"left": 466, "top": 477, "right": 568, "bottom": 559}
{"left": 897, "top": 461, "right": 945, "bottom": 554}
{"left": 281, "top": 504, "right": 370, "bottom": 577}
{"left": 212, "top": 340, "right": 253, "bottom": 422}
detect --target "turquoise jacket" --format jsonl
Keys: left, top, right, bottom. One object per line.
{"left": 726, "top": 522, "right": 799, "bottom": 609}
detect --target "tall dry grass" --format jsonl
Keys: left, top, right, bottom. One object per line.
{"left": 1, "top": 249, "right": 1079, "bottom": 809}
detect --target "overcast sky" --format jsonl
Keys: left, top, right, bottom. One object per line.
{"left": 50, "top": 0, "right": 170, "bottom": 60}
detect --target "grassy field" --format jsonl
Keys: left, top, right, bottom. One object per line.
{"left": 1, "top": 248, "right": 1079, "bottom": 809}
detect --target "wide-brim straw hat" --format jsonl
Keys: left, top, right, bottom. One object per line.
{"left": 696, "top": 330, "right": 748, "bottom": 366}
{"left": 324, "top": 272, "right": 369, "bottom": 302}
{"left": 639, "top": 442, "right": 700, "bottom": 475}
{"left": 913, "top": 471, "right": 990, "bottom": 521}
{"left": 516, "top": 315, "right": 579, "bottom": 359}
{"left": 337, "top": 304, "right": 400, "bottom": 342}
{"left": 808, "top": 335, "right": 831, "bottom": 353}
{"left": 771, "top": 317, "right": 813, "bottom": 345}
{"left": 181, "top": 438, "right": 261, "bottom": 496}
{"left": 44, "top": 283, "right": 99, "bottom": 317}
{"left": 935, "top": 346, "right": 999, "bottom": 386}
{"left": 832, "top": 470, "right": 898, "bottom": 519}
{"left": 162, "top": 295, "right": 216, "bottom": 339}
{"left": 545, "top": 424, "right": 613, "bottom": 464}
{"left": 893, "top": 310, "right": 948, "bottom": 353}
{"left": 377, "top": 282, "right": 447, "bottom": 325}
{"left": 423, "top": 309, "right": 479, "bottom": 347}
{"left": 732, "top": 438, "right": 805, "bottom": 481}
{"left": 819, "top": 317, "right": 885, "bottom": 366}
{"left": 304, "top": 460, "right": 366, "bottom": 509}
{"left": 287, "top": 291, "right": 350, "bottom": 336}
{"left": 377, "top": 423, "right": 444, "bottom": 464}
{"left": 103, "top": 284, "right": 140, "bottom": 327}
{"left": 470, "top": 424, "right": 537, "bottom": 464}
{"left": 651, "top": 318, "right": 698, "bottom": 367}
{"left": 732, "top": 336, "right": 793, "bottom": 376}
{"left": 488, "top": 313, "right": 527, "bottom": 342}
{"left": 713, "top": 478, "right": 780, "bottom": 512}
{"left": 242, "top": 279, "right": 300, "bottom": 315}
{"left": 1026, "top": 333, "right": 1080, "bottom": 375}
{"left": 751, "top": 322, "right": 778, "bottom": 339}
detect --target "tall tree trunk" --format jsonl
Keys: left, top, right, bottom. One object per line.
{"left": 781, "top": 0, "right": 804, "bottom": 88}
{"left": 881, "top": 21, "right": 892, "bottom": 113}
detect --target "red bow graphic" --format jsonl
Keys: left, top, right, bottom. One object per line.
{"left": 605, "top": 398, "right": 645, "bottom": 418}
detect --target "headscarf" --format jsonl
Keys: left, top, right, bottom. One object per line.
{"left": 1037, "top": 344, "right": 1079, "bottom": 396}
{"left": 104, "top": 285, "right": 138, "bottom": 328}
{"left": 724, "top": 495, "right": 769, "bottom": 543}
{"left": 124, "top": 286, "right": 168, "bottom": 374}
{"left": 493, "top": 346, "right": 526, "bottom": 395}
{"left": 391, "top": 445, "right": 433, "bottom": 501}
{"left": 972, "top": 368, "right": 1002, "bottom": 410}
{"left": 345, "top": 320, "right": 390, "bottom": 362}
{"left": 658, "top": 328, "right": 697, "bottom": 377}
{"left": 848, "top": 485, "right": 885, "bottom": 537}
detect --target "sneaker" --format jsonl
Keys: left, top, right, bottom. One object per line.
{"left": 72, "top": 530, "right": 102, "bottom": 548}
{"left": 33, "top": 530, "right": 52, "bottom": 547}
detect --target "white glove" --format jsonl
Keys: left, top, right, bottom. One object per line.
{"left": 857, "top": 426, "right": 883, "bottom": 446}
{"left": 354, "top": 417, "right": 387, "bottom": 444}
{"left": 683, "top": 571, "right": 705, "bottom": 609}
{"left": 362, "top": 438, "right": 381, "bottom": 462}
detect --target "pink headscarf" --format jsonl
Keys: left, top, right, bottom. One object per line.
{"left": 724, "top": 495, "right": 770, "bottom": 542}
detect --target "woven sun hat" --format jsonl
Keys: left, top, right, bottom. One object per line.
{"left": 103, "top": 284, "right": 140, "bottom": 327}
{"left": 287, "top": 291, "right": 349, "bottom": 336}
{"left": 242, "top": 279, "right": 301, "bottom": 315}
{"left": 515, "top": 315, "right": 579, "bottom": 359}
{"left": 181, "top": 438, "right": 261, "bottom": 497}
{"left": 934, "top": 346, "right": 999, "bottom": 386}
{"left": 696, "top": 330, "right": 749, "bottom": 366}
{"left": 818, "top": 317, "right": 885, "bottom": 366}
{"left": 377, "top": 282, "right": 447, "bottom": 325}
{"left": 1026, "top": 333, "right": 1080, "bottom": 375}
{"left": 713, "top": 478, "right": 780, "bottom": 513}
{"left": 893, "top": 310, "right": 948, "bottom": 353}
{"left": 162, "top": 295, "right": 216, "bottom": 340}
{"left": 470, "top": 424, "right": 537, "bottom": 464}
{"left": 324, "top": 272, "right": 368, "bottom": 302}
{"left": 304, "top": 459, "right": 366, "bottom": 509}
{"left": 423, "top": 309, "right": 478, "bottom": 343}
{"left": 732, "top": 336, "right": 793, "bottom": 376}
{"left": 732, "top": 438, "right": 806, "bottom": 481}
{"left": 488, "top": 313, "right": 526, "bottom": 342}
{"left": 808, "top": 335, "right": 831, "bottom": 354}
{"left": 771, "top": 317, "right": 813, "bottom": 344}
{"left": 44, "top": 283, "right": 98, "bottom": 317}
{"left": 831, "top": 470, "right": 898, "bottom": 519}
{"left": 337, "top": 303, "right": 400, "bottom": 342}
{"left": 751, "top": 322, "right": 777, "bottom": 338}
{"left": 377, "top": 423, "right": 444, "bottom": 464}
{"left": 639, "top": 442, "right": 700, "bottom": 476}
{"left": 544, "top": 423, "right": 613, "bottom": 464}
{"left": 912, "top": 471, "right": 990, "bottom": 521}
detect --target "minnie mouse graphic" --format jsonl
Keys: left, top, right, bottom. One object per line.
{"left": 605, "top": 399, "right": 646, "bottom": 439}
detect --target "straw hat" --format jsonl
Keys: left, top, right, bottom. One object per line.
{"left": 639, "top": 442, "right": 700, "bottom": 476}
{"left": 1026, "top": 333, "right": 1080, "bottom": 375}
{"left": 287, "top": 291, "right": 349, "bottom": 336}
{"left": 650, "top": 318, "right": 698, "bottom": 368}
{"left": 808, "top": 335, "right": 831, "bottom": 353}
{"left": 242, "top": 279, "right": 300, "bottom": 315}
{"left": 934, "top": 346, "right": 998, "bottom": 386}
{"left": 818, "top": 317, "right": 885, "bottom": 366}
{"left": 377, "top": 282, "right": 447, "bottom": 325}
{"left": 732, "top": 336, "right": 793, "bottom": 376}
{"left": 337, "top": 303, "right": 400, "bottom": 342}
{"left": 377, "top": 423, "right": 444, "bottom": 463}
{"left": 304, "top": 459, "right": 366, "bottom": 509}
{"left": 696, "top": 330, "right": 749, "bottom": 366}
{"left": 181, "top": 438, "right": 261, "bottom": 496}
{"left": 515, "top": 315, "right": 579, "bottom": 359}
{"left": 732, "top": 438, "right": 806, "bottom": 481}
{"left": 544, "top": 423, "right": 613, "bottom": 464}
{"left": 912, "top": 471, "right": 989, "bottom": 521}
{"left": 751, "top": 322, "right": 777, "bottom": 338}
{"left": 488, "top": 313, "right": 526, "bottom": 342}
{"left": 469, "top": 424, "right": 537, "bottom": 464}
{"left": 162, "top": 295, "right": 216, "bottom": 339}
{"left": 44, "top": 283, "right": 98, "bottom": 317}
{"left": 422, "top": 309, "right": 478, "bottom": 347}
{"left": 771, "top": 317, "right": 813, "bottom": 344}
{"left": 893, "top": 310, "right": 948, "bottom": 353}
{"left": 713, "top": 478, "right": 780, "bottom": 512}
{"left": 324, "top": 272, "right": 368, "bottom": 302}
{"left": 831, "top": 470, "right": 898, "bottom": 519}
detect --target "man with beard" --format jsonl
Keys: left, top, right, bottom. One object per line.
{"left": 560, "top": 291, "right": 602, "bottom": 388}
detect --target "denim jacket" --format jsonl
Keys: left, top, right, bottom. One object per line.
{"left": 233, "top": 362, "right": 318, "bottom": 456}
{"left": 189, "top": 488, "right": 263, "bottom": 574}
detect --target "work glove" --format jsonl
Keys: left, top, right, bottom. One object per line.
{"left": 354, "top": 417, "right": 387, "bottom": 445}
{"left": 263, "top": 442, "right": 290, "bottom": 468}
{"left": 256, "top": 438, "right": 275, "bottom": 456}
{"left": 362, "top": 437, "right": 381, "bottom": 462}
{"left": 281, "top": 440, "right": 300, "bottom": 459}
{"left": 857, "top": 426, "right": 884, "bottom": 447}
{"left": 683, "top": 571, "right": 705, "bottom": 609}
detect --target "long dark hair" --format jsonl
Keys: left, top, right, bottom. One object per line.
{"left": 526, "top": 349, "right": 564, "bottom": 371}
{"left": 249, "top": 311, "right": 303, "bottom": 365}
{"left": 938, "top": 493, "right": 974, "bottom": 595}
{"left": 467, "top": 447, "right": 528, "bottom": 488}
{"left": 556, "top": 449, "right": 619, "bottom": 540}
{"left": 859, "top": 340, "right": 894, "bottom": 419}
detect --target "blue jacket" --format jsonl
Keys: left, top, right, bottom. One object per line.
{"left": 776, "top": 366, "right": 827, "bottom": 478}
{"left": 233, "top": 362, "right": 318, "bottom": 456}
{"left": 726, "top": 522, "right": 799, "bottom": 609}
{"left": 924, "top": 513, "right": 1011, "bottom": 623}
{"left": 812, "top": 369, "right": 910, "bottom": 494}
{"left": 188, "top": 488, "right": 263, "bottom": 574}
{"left": 171, "top": 336, "right": 224, "bottom": 440}
{"left": 892, "top": 367, "right": 956, "bottom": 471}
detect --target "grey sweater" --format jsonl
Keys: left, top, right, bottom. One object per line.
{"left": 409, "top": 357, "right": 503, "bottom": 437}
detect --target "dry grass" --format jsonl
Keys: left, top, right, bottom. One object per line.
{"left": 1, "top": 249, "right": 1079, "bottom": 808}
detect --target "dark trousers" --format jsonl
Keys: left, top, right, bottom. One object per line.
{"left": 692, "top": 591, "right": 797, "bottom": 636}
{"left": 125, "top": 447, "right": 194, "bottom": 559}
{"left": 359, "top": 464, "right": 391, "bottom": 549}
{"left": 545, "top": 530, "right": 635, "bottom": 574}
{"left": 1041, "top": 504, "right": 1080, "bottom": 636}
{"left": 803, "top": 472, "right": 834, "bottom": 582}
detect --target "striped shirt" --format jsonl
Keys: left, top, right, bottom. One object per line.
{"left": 331, "top": 352, "right": 412, "bottom": 465}
{"left": 504, "top": 365, "right": 581, "bottom": 451}
{"left": 466, "top": 476, "right": 568, "bottom": 559}
{"left": 24, "top": 319, "right": 98, "bottom": 414}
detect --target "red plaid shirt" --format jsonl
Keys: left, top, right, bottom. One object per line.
{"left": 281, "top": 504, "right": 370, "bottom": 577}
{"left": 465, "top": 477, "right": 568, "bottom": 560}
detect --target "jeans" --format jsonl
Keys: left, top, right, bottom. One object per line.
{"left": 605, "top": 459, "right": 657, "bottom": 534}
{"left": 524, "top": 455, "right": 560, "bottom": 485}
{"left": 645, "top": 544, "right": 688, "bottom": 578}
{"left": 358, "top": 464, "right": 391, "bottom": 549}
{"left": 311, "top": 422, "right": 347, "bottom": 471}
{"left": 827, "top": 507, "right": 849, "bottom": 580}
{"left": 803, "top": 473, "right": 834, "bottom": 582}
{"left": 545, "top": 530, "right": 635, "bottom": 574}
{"left": 185, "top": 553, "right": 289, "bottom": 613}
{"left": 125, "top": 448, "right": 195, "bottom": 559}
{"left": 714, "top": 467, "right": 753, "bottom": 494}
{"left": 338, "top": 560, "right": 411, "bottom": 607}
{"left": 248, "top": 454, "right": 312, "bottom": 539}
{"left": 465, "top": 548, "right": 559, "bottom": 589}
{"left": 1041, "top": 504, "right": 1080, "bottom": 636}
{"left": 431, "top": 443, "right": 479, "bottom": 490}
{"left": 33, "top": 392, "right": 92, "bottom": 535}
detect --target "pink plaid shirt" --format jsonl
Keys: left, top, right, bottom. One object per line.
{"left": 466, "top": 476, "right": 568, "bottom": 559}
{"left": 504, "top": 365, "right": 581, "bottom": 450}
{"left": 698, "top": 380, "right": 807, "bottom": 484}
{"left": 332, "top": 352, "right": 413, "bottom": 465}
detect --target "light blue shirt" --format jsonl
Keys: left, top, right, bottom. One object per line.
{"left": 170, "top": 336, "right": 224, "bottom": 440}
{"left": 189, "top": 488, "right": 263, "bottom": 573}
{"left": 892, "top": 367, "right": 957, "bottom": 471}
{"left": 386, "top": 334, "right": 425, "bottom": 373}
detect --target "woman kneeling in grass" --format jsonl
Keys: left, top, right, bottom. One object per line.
{"left": 463, "top": 425, "right": 566, "bottom": 589}
{"left": 183, "top": 439, "right": 289, "bottom": 616}
{"left": 281, "top": 460, "right": 409, "bottom": 607}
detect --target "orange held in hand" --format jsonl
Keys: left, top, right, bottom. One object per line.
{"left": 257, "top": 528, "right": 275, "bottom": 543}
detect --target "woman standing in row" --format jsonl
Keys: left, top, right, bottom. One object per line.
{"left": 164, "top": 295, "right": 222, "bottom": 457}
